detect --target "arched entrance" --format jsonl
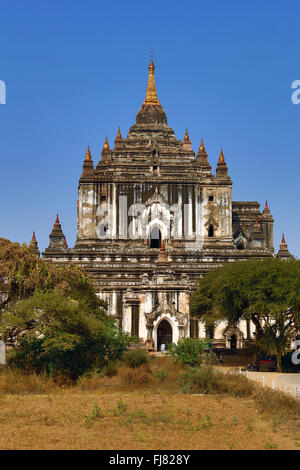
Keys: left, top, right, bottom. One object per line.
{"left": 150, "top": 226, "right": 161, "bottom": 248}
{"left": 157, "top": 319, "right": 172, "bottom": 351}
{"left": 230, "top": 334, "right": 237, "bottom": 349}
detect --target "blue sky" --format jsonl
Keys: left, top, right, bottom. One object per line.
{"left": 0, "top": 0, "right": 299, "bottom": 256}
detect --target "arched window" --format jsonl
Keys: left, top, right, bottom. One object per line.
{"left": 208, "top": 225, "right": 214, "bottom": 237}
{"left": 150, "top": 227, "right": 161, "bottom": 248}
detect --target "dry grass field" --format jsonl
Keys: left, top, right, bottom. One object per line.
{"left": 0, "top": 357, "right": 299, "bottom": 450}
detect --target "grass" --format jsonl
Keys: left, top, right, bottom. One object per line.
{"left": 0, "top": 357, "right": 299, "bottom": 449}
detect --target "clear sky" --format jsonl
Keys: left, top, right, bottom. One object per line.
{"left": 0, "top": 0, "right": 299, "bottom": 257}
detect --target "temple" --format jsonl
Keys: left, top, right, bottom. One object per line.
{"left": 42, "top": 57, "right": 293, "bottom": 350}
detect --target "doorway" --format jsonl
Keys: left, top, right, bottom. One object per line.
{"left": 157, "top": 319, "right": 172, "bottom": 351}
{"left": 230, "top": 334, "right": 237, "bottom": 349}
{"left": 150, "top": 227, "right": 161, "bottom": 248}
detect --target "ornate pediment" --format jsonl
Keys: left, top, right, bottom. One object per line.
{"left": 146, "top": 304, "right": 186, "bottom": 326}
{"left": 233, "top": 228, "right": 248, "bottom": 249}
{"left": 145, "top": 187, "right": 169, "bottom": 207}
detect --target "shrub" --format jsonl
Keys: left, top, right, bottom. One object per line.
{"left": 254, "top": 387, "right": 300, "bottom": 421}
{"left": 0, "top": 368, "right": 59, "bottom": 394}
{"left": 153, "top": 369, "right": 168, "bottom": 382}
{"left": 122, "top": 348, "right": 149, "bottom": 368}
{"left": 168, "top": 338, "right": 207, "bottom": 367}
{"left": 119, "top": 365, "right": 152, "bottom": 385}
{"left": 180, "top": 364, "right": 254, "bottom": 396}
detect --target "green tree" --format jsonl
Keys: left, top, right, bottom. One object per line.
{"left": 0, "top": 238, "right": 131, "bottom": 378}
{"left": 0, "top": 237, "right": 101, "bottom": 311}
{"left": 1, "top": 290, "right": 130, "bottom": 379}
{"left": 190, "top": 259, "right": 300, "bottom": 371}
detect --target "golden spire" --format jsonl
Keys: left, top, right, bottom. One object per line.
{"left": 85, "top": 146, "right": 92, "bottom": 161}
{"left": 143, "top": 54, "right": 160, "bottom": 106}
{"left": 198, "top": 138, "right": 207, "bottom": 155}
{"left": 102, "top": 136, "right": 110, "bottom": 152}
{"left": 218, "top": 148, "right": 225, "bottom": 164}
{"left": 184, "top": 128, "right": 191, "bottom": 142}
{"left": 281, "top": 233, "right": 286, "bottom": 245}
{"left": 116, "top": 127, "right": 122, "bottom": 140}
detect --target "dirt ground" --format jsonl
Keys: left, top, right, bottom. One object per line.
{"left": 0, "top": 389, "right": 299, "bottom": 450}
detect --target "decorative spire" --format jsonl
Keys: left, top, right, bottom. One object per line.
{"left": 82, "top": 146, "right": 94, "bottom": 177}
{"left": 143, "top": 54, "right": 160, "bottom": 106}
{"left": 252, "top": 215, "right": 262, "bottom": 233}
{"left": 102, "top": 136, "right": 110, "bottom": 152}
{"left": 277, "top": 233, "right": 293, "bottom": 259}
{"left": 100, "top": 136, "right": 112, "bottom": 163}
{"left": 29, "top": 231, "right": 39, "bottom": 257}
{"left": 85, "top": 146, "right": 92, "bottom": 161}
{"left": 263, "top": 200, "right": 271, "bottom": 215}
{"left": 216, "top": 147, "right": 229, "bottom": 178}
{"left": 182, "top": 128, "right": 192, "bottom": 150}
{"left": 199, "top": 138, "right": 207, "bottom": 155}
{"left": 184, "top": 129, "right": 191, "bottom": 142}
{"left": 196, "top": 138, "right": 211, "bottom": 172}
{"left": 48, "top": 214, "right": 66, "bottom": 249}
{"left": 114, "top": 126, "right": 125, "bottom": 151}
{"left": 218, "top": 148, "right": 225, "bottom": 164}
{"left": 116, "top": 127, "right": 122, "bottom": 140}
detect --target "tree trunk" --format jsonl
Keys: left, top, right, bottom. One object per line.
{"left": 276, "top": 348, "right": 282, "bottom": 372}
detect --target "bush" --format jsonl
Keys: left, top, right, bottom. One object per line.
{"left": 168, "top": 338, "right": 208, "bottom": 367}
{"left": 119, "top": 365, "right": 152, "bottom": 385}
{"left": 180, "top": 364, "right": 254, "bottom": 396}
{"left": 122, "top": 348, "right": 149, "bottom": 368}
{"left": 1, "top": 290, "right": 131, "bottom": 380}
{"left": 0, "top": 368, "right": 60, "bottom": 394}
{"left": 254, "top": 387, "right": 300, "bottom": 421}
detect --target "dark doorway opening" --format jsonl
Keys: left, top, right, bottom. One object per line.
{"left": 157, "top": 320, "right": 172, "bottom": 351}
{"left": 230, "top": 334, "right": 237, "bottom": 349}
{"left": 208, "top": 225, "right": 214, "bottom": 237}
{"left": 150, "top": 227, "right": 161, "bottom": 248}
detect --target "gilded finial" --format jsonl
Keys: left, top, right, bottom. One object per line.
{"left": 281, "top": 233, "right": 286, "bottom": 245}
{"left": 198, "top": 138, "right": 207, "bottom": 155}
{"left": 218, "top": 148, "right": 225, "bottom": 164}
{"left": 31, "top": 231, "right": 36, "bottom": 242}
{"left": 143, "top": 54, "right": 160, "bottom": 106}
{"left": 265, "top": 200, "right": 269, "bottom": 210}
{"left": 85, "top": 146, "right": 92, "bottom": 161}
{"left": 55, "top": 214, "right": 60, "bottom": 225}
{"left": 102, "top": 136, "right": 110, "bottom": 152}
{"left": 184, "top": 128, "right": 191, "bottom": 143}
{"left": 116, "top": 127, "right": 122, "bottom": 140}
